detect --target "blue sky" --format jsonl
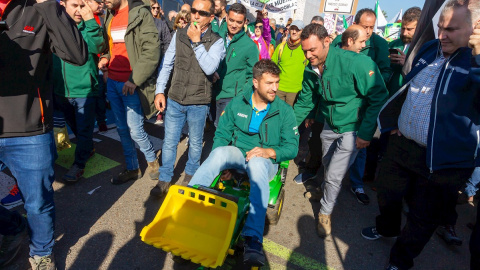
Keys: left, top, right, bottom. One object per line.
{"left": 356, "top": 0, "right": 426, "bottom": 20}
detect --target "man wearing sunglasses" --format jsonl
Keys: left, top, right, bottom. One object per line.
{"left": 152, "top": 0, "right": 226, "bottom": 197}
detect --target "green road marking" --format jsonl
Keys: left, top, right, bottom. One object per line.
{"left": 55, "top": 144, "right": 120, "bottom": 178}
{"left": 263, "top": 239, "right": 334, "bottom": 270}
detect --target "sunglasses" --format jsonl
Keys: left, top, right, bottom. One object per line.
{"left": 191, "top": 8, "right": 211, "bottom": 17}
{"left": 151, "top": 7, "right": 160, "bottom": 9}
{"left": 255, "top": 25, "right": 262, "bottom": 29}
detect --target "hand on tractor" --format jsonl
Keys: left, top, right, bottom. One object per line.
{"left": 246, "top": 147, "right": 276, "bottom": 161}
{"left": 220, "top": 170, "right": 232, "bottom": 180}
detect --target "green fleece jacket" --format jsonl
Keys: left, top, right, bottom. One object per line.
{"left": 272, "top": 42, "right": 307, "bottom": 93}
{"left": 214, "top": 30, "right": 259, "bottom": 100}
{"left": 387, "top": 38, "right": 408, "bottom": 96}
{"left": 211, "top": 16, "right": 227, "bottom": 36}
{"left": 294, "top": 47, "right": 389, "bottom": 141}
{"left": 53, "top": 19, "right": 106, "bottom": 98}
{"left": 213, "top": 88, "right": 299, "bottom": 163}
{"left": 332, "top": 33, "right": 392, "bottom": 83}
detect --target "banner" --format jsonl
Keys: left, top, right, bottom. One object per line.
{"left": 239, "top": 0, "right": 298, "bottom": 13}
{"left": 324, "top": 14, "right": 353, "bottom": 34}
{"left": 384, "top": 23, "right": 402, "bottom": 42}
{"left": 320, "top": 0, "right": 358, "bottom": 15}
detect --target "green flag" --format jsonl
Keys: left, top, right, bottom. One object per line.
{"left": 343, "top": 15, "right": 348, "bottom": 30}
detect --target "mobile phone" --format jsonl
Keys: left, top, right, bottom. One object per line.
{"left": 389, "top": 48, "right": 399, "bottom": 55}
{"left": 0, "top": 21, "right": 9, "bottom": 31}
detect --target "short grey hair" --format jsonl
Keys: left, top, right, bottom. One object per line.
{"left": 442, "top": 0, "right": 480, "bottom": 26}
{"left": 270, "top": 18, "right": 276, "bottom": 25}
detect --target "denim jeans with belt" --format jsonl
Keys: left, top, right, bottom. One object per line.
{"left": 106, "top": 78, "right": 156, "bottom": 170}
{"left": 0, "top": 132, "right": 56, "bottom": 257}
{"left": 158, "top": 98, "right": 209, "bottom": 182}
{"left": 188, "top": 146, "right": 278, "bottom": 241}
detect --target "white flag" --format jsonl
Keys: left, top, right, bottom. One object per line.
{"left": 389, "top": 9, "right": 403, "bottom": 24}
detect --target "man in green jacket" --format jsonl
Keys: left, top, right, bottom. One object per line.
{"left": 212, "top": 3, "right": 259, "bottom": 127}
{"left": 188, "top": 59, "right": 299, "bottom": 267}
{"left": 53, "top": 0, "right": 107, "bottom": 182}
{"left": 331, "top": 8, "right": 392, "bottom": 83}
{"left": 387, "top": 7, "right": 421, "bottom": 95}
{"left": 294, "top": 24, "right": 388, "bottom": 238}
{"left": 272, "top": 20, "right": 306, "bottom": 106}
{"left": 211, "top": 0, "right": 227, "bottom": 35}
{"left": 99, "top": 0, "right": 161, "bottom": 185}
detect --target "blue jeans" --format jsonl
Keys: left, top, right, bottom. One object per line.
{"left": 106, "top": 78, "right": 156, "bottom": 170}
{"left": 54, "top": 95, "right": 96, "bottom": 168}
{"left": 465, "top": 167, "right": 480, "bottom": 197}
{"left": 349, "top": 148, "right": 366, "bottom": 189}
{"left": 0, "top": 132, "right": 56, "bottom": 257}
{"left": 188, "top": 146, "right": 278, "bottom": 241}
{"left": 158, "top": 98, "right": 209, "bottom": 182}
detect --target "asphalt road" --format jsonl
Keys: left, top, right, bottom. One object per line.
{"left": 1, "top": 120, "right": 476, "bottom": 270}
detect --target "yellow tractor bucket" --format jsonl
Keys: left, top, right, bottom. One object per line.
{"left": 140, "top": 185, "right": 238, "bottom": 268}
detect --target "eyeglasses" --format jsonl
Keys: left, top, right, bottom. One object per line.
{"left": 151, "top": 7, "right": 160, "bottom": 9}
{"left": 191, "top": 8, "right": 211, "bottom": 17}
{"left": 255, "top": 25, "right": 262, "bottom": 29}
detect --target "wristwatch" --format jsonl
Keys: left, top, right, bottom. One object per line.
{"left": 192, "top": 42, "right": 202, "bottom": 48}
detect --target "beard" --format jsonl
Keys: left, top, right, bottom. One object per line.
{"left": 400, "top": 34, "right": 413, "bottom": 44}
{"left": 214, "top": 9, "right": 222, "bottom": 17}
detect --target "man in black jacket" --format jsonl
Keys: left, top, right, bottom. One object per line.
{"left": 0, "top": 0, "right": 87, "bottom": 268}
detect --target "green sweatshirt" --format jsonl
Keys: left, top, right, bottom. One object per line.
{"left": 294, "top": 47, "right": 389, "bottom": 141}
{"left": 272, "top": 42, "right": 307, "bottom": 93}
{"left": 211, "top": 16, "right": 227, "bottom": 36}
{"left": 214, "top": 30, "right": 259, "bottom": 100}
{"left": 387, "top": 38, "right": 408, "bottom": 96}
{"left": 332, "top": 33, "right": 393, "bottom": 83}
{"left": 214, "top": 87, "right": 299, "bottom": 163}
{"left": 53, "top": 19, "right": 106, "bottom": 97}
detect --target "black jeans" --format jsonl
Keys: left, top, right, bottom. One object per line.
{"left": 376, "top": 135, "right": 473, "bottom": 269}
{"left": 0, "top": 206, "right": 26, "bottom": 236}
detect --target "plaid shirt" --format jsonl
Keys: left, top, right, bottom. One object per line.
{"left": 398, "top": 53, "right": 446, "bottom": 146}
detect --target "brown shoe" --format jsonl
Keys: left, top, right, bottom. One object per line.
{"left": 111, "top": 169, "right": 141, "bottom": 185}
{"left": 146, "top": 160, "right": 160, "bottom": 180}
{"left": 178, "top": 174, "right": 193, "bottom": 186}
{"left": 29, "top": 254, "right": 56, "bottom": 270}
{"left": 317, "top": 213, "right": 331, "bottom": 238}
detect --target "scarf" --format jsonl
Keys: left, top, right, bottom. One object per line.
{"left": 287, "top": 38, "right": 301, "bottom": 50}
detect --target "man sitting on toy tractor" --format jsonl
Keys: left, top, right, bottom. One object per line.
{"left": 187, "top": 59, "right": 299, "bottom": 267}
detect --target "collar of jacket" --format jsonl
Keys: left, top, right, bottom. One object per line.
{"left": 304, "top": 46, "right": 341, "bottom": 75}
{"left": 241, "top": 87, "right": 280, "bottom": 118}
{"left": 223, "top": 29, "right": 245, "bottom": 45}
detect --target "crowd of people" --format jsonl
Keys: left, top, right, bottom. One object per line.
{"left": 1, "top": 0, "right": 480, "bottom": 269}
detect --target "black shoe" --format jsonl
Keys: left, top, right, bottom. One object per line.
{"left": 63, "top": 164, "right": 85, "bottom": 183}
{"left": 243, "top": 236, "right": 265, "bottom": 267}
{"left": 0, "top": 216, "right": 28, "bottom": 267}
{"left": 178, "top": 174, "right": 193, "bottom": 186}
{"left": 436, "top": 225, "right": 462, "bottom": 246}
{"left": 111, "top": 169, "right": 141, "bottom": 185}
{"left": 350, "top": 187, "right": 370, "bottom": 205}
{"left": 150, "top": 181, "right": 171, "bottom": 197}
{"left": 386, "top": 264, "right": 401, "bottom": 270}
{"left": 361, "top": 226, "right": 383, "bottom": 240}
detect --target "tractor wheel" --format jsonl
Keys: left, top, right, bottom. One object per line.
{"left": 266, "top": 188, "right": 285, "bottom": 225}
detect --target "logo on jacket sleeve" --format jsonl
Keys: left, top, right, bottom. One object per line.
{"left": 23, "top": 26, "right": 35, "bottom": 34}
{"left": 369, "top": 70, "right": 374, "bottom": 77}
